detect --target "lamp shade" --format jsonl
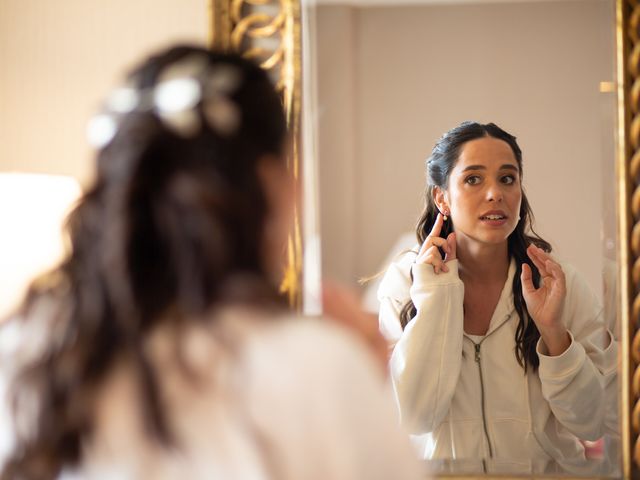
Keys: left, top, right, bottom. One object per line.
{"left": 0, "top": 173, "right": 81, "bottom": 318}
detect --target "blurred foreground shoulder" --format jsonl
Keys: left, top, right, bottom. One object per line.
{"left": 242, "top": 315, "right": 425, "bottom": 480}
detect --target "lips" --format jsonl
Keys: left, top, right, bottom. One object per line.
{"left": 479, "top": 210, "right": 507, "bottom": 221}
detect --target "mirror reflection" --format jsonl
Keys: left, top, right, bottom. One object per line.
{"left": 311, "top": 0, "right": 618, "bottom": 475}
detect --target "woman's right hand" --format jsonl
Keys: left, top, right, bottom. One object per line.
{"left": 415, "top": 213, "right": 456, "bottom": 274}
{"left": 322, "top": 283, "right": 390, "bottom": 375}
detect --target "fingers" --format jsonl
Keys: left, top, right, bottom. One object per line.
{"left": 322, "top": 282, "right": 357, "bottom": 320}
{"left": 526, "top": 244, "right": 549, "bottom": 277}
{"left": 445, "top": 232, "right": 457, "bottom": 261}
{"left": 520, "top": 262, "right": 536, "bottom": 294}
{"left": 429, "top": 212, "right": 444, "bottom": 239}
{"left": 545, "top": 259, "right": 566, "bottom": 295}
{"left": 418, "top": 234, "right": 450, "bottom": 259}
{"left": 321, "top": 281, "right": 389, "bottom": 377}
{"left": 427, "top": 236, "right": 451, "bottom": 253}
{"left": 322, "top": 282, "right": 378, "bottom": 337}
{"left": 533, "top": 247, "right": 565, "bottom": 286}
{"left": 418, "top": 214, "right": 450, "bottom": 254}
{"left": 417, "top": 245, "right": 449, "bottom": 273}
{"left": 524, "top": 245, "right": 566, "bottom": 296}
{"left": 416, "top": 213, "right": 457, "bottom": 275}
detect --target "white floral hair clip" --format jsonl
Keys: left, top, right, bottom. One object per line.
{"left": 87, "top": 55, "right": 243, "bottom": 149}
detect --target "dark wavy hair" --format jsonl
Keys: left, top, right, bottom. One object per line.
{"left": 1, "top": 45, "right": 288, "bottom": 479}
{"left": 399, "top": 121, "right": 551, "bottom": 372}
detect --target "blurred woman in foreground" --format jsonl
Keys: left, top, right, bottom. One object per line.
{"left": 0, "top": 45, "right": 420, "bottom": 480}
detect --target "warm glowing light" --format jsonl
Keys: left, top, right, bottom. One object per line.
{"left": 0, "top": 173, "right": 82, "bottom": 318}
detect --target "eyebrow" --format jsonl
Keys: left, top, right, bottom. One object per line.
{"left": 461, "top": 164, "right": 519, "bottom": 173}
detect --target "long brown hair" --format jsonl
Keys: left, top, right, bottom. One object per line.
{"left": 1, "top": 46, "right": 287, "bottom": 479}
{"left": 399, "top": 121, "right": 551, "bottom": 372}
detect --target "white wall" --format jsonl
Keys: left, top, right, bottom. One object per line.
{"left": 315, "top": 0, "right": 615, "bottom": 297}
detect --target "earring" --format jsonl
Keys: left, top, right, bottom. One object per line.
{"left": 442, "top": 210, "right": 449, "bottom": 221}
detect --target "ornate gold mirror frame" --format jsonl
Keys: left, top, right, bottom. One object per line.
{"left": 210, "top": 0, "right": 640, "bottom": 477}
{"left": 208, "top": 0, "right": 303, "bottom": 309}
{"left": 620, "top": 0, "right": 640, "bottom": 478}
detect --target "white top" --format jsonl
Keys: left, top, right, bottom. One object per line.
{"left": 378, "top": 253, "right": 618, "bottom": 475}
{"left": 0, "top": 306, "right": 424, "bottom": 480}
{"left": 464, "top": 334, "right": 485, "bottom": 344}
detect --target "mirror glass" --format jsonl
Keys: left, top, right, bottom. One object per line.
{"left": 305, "top": 0, "right": 618, "bottom": 475}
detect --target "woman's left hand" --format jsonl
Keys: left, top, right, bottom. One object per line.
{"left": 521, "top": 245, "right": 570, "bottom": 356}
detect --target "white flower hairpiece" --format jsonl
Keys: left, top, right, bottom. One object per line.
{"left": 87, "top": 55, "right": 243, "bottom": 149}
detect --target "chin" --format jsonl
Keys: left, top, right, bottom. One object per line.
{"left": 470, "top": 229, "right": 512, "bottom": 245}
{"left": 492, "top": 230, "right": 517, "bottom": 244}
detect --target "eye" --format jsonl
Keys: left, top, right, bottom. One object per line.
{"left": 465, "top": 175, "right": 481, "bottom": 185}
{"left": 501, "top": 175, "right": 516, "bottom": 185}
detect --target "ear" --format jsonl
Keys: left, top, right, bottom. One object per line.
{"left": 255, "top": 155, "right": 295, "bottom": 280}
{"left": 432, "top": 186, "right": 449, "bottom": 215}
{"left": 255, "top": 155, "right": 295, "bottom": 220}
{"left": 256, "top": 155, "right": 281, "bottom": 210}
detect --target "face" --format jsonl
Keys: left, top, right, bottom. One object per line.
{"left": 436, "top": 136, "right": 522, "bottom": 247}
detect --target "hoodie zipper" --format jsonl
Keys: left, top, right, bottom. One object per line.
{"left": 473, "top": 341, "right": 494, "bottom": 460}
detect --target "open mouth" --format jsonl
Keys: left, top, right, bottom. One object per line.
{"left": 480, "top": 214, "right": 507, "bottom": 221}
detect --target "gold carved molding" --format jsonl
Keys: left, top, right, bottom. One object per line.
{"left": 209, "top": 0, "right": 303, "bottom": 309}
{"left": 621, "top": 0, "right": 640, "bottom": 478}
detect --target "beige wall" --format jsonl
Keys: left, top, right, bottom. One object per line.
{"left": 0, "top": 0, "right": 617, "bottom": 304}
{"left": 0, "top": 0, "right": 209, "bottom": 184}
{"left": 316, "top": 0, "right": 615, "bottom": 297}
{"left": 0, "top": 1, "right": 208, "bottom": 316}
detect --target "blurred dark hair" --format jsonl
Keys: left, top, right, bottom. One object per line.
{"left": 1, "top": 45, "right": 287, "bottom": 479}
{"left": 399, "top": 121, "right": 551, "bottom": 372}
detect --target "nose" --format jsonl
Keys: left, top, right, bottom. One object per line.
{"left": 486, "top": 180, "right": 504, "bottom": 202}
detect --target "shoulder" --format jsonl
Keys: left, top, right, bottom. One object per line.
{"left": 531, "top": 256, "right": 591, "bottom": 296}
{"left": 237, "top": 313, "right": 394, "bottom": 419}
{"left": 555, "top": 259, "right": 578, "bottom": 280}
{"left": 555, "top": 260, "right": 599, "bottom": 301}
{"left": 551, "top": 260, "right": 606, "bottom": 336}
{"left": 144, "top": 308, "right": 384, "bottom": 395}
{"left": 530, "top": 257, "right": 601, "bottom": 313}
{"left": 243, "top": 314, "right": 382, "bottom": 387}
{"left": 239, "top": 315, "right": 423, "bottom": 480}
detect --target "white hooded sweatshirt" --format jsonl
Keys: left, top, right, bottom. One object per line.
{"left": 378, "top": 251, "right": 618, "bottom": 475}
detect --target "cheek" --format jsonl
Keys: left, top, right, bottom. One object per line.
{"left": 507, "top": 189, "right": 523, "bottom": 221}
{"left": 447, "top": 185, "right": 470, "bottom": 213}
{"left": 510, "top": 188, "right": 523, "bottom": 208}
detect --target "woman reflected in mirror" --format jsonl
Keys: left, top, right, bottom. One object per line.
{"left": 378, "top": 121, "right": 618, "bottom": 474}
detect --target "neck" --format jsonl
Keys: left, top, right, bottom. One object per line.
{"left": 456, "top": 234, "right": 510, "bottom": 284}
